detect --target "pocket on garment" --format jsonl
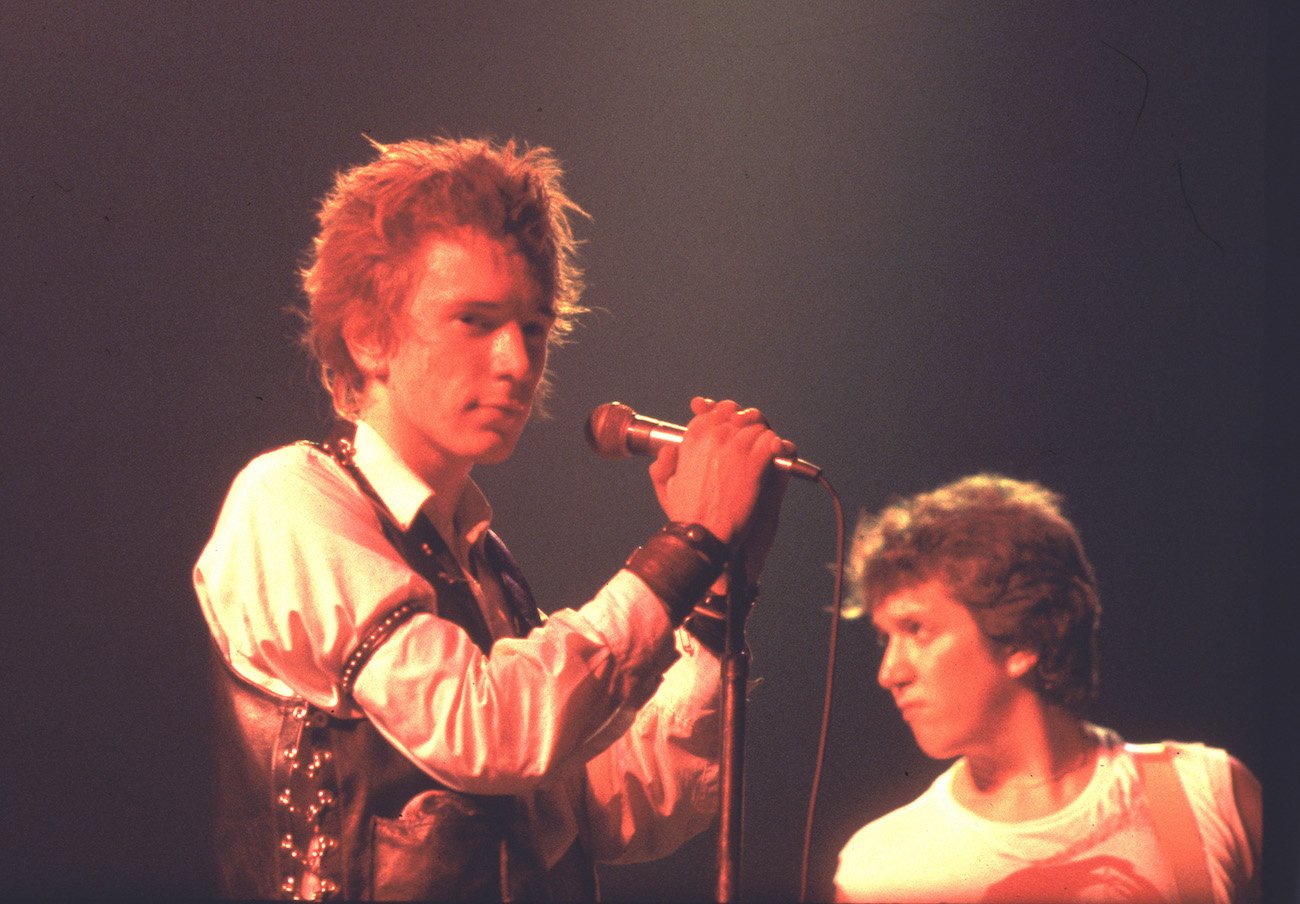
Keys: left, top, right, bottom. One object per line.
{"left": 370, "top": 789, "right": 503, "bottom": 902}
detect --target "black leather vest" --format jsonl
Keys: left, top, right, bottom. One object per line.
{"left": 208, "top": 434, "right": 597, "bottom": 901}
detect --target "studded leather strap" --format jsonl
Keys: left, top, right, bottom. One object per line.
{"left": 339, "top": 600, "right": 426, "bottom": 699}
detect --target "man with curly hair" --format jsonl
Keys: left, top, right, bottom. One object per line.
{"left": 195, "top": 136, "right": 789, "bottom": 901}
{"left": 833, "top": 474, "right": 1260, "bottom": 903}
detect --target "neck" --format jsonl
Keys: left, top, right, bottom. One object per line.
{"left": 358, "top": 408, "right": 472, "bottom": 527}
{"left": 955, "top": 706, "right": 1096, "bottom": 821}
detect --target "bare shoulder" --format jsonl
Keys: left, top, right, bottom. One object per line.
{"left": 1224, "top": 753, "right": 1263, "bottom": 903}
{"left": 1226, "top": 753, "right": 1262, "bottom": 843}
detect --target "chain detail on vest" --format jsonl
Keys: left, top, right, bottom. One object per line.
{"left": 272, "top": 699, "right": 342, "bottom": 899}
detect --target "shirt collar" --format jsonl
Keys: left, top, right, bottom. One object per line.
{"left": 351, "top": 419, "right": 494, "bottom": 547}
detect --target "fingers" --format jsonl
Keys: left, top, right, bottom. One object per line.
{"left": 688, "top": 398, "right": 769, "bottom": 435}
{"left": 731, "top": 420, "right": 783, "bottom": 471}
{"left": 686, "top": 398, "right": 786, "bottom": 469}
{"left": 659, "top": 397, "right": 792, "bottom": 546}
{"left": 690, "top": 396, "right": 714, "bottom": 416}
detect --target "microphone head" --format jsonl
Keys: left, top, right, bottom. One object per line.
{"left": 585, "top": 401, "right": 637, "bottom": 460}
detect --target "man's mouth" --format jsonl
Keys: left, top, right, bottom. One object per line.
{"left": 895, "top": 699, "right": 924, "bottom": 720}
{"left": 471, "top": 400, "right": 530, "bottom": 419}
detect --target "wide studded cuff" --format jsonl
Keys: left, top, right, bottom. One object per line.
{"left": 625, "top": 522, "right": 730, "bottom": 625}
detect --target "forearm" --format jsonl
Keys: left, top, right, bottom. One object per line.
{"left": 353, "top": 570, "right": 684, "bottom": 796}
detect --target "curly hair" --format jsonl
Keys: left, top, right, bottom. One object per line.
{"left": 846, "top": 474, "right": 1101, "bottom": 713}
{"left": 299, "top": 136, "right": 588, "bottom": 417}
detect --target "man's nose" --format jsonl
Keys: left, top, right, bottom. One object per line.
{"left": 877, "top": 637, "right": 910, "bottom": 690}
{"left": 492, "top": 324, "right": 534, "bottom": 380}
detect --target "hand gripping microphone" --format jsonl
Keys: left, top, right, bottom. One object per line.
{"left": 584, "top": 401, "right": 822, "bottom": 481}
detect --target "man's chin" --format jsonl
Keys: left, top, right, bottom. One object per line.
{"left": 470, "top": 432, "right": 523, "bottom": 465}
{"left": 910, "top": 729, "right": 956, "bottom": 761}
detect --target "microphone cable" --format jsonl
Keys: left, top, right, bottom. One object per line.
{"left": 798, "top": 472, "right": 846, "bottom": 904}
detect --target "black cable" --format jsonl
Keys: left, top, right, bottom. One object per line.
{"left": 798, "top": 473, "right": 846, "bottom": 903}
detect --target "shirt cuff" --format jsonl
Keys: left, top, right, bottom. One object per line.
{"left": 593, "top": 569, "right": 679, "bottom": 671}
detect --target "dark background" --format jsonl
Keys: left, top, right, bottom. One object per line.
{"left": 2, "top": 3, "right": 1291, "bottom": 901}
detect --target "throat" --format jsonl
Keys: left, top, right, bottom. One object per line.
{"left": 955, "top": 727, "right": 1099, "bottom": 822}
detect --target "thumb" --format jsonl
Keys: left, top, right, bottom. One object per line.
{"left": 648, "top": 443, "right": 679, "bottom": 510}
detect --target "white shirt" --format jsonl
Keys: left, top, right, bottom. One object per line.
{"left": 194, "top": 421, "right": 723, "bottom": 866}
{"left": 834, "top": 725, "right": 1259, "bottom": 903}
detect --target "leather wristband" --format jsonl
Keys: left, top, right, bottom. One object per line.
{"left": 684, "top": 584, "right": 759, "bottom": 655}
{"left": 625, "top": 522, "right": 730, "bottom": 624}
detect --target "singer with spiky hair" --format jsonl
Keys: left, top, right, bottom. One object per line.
{"left": 195, "top": 136, "right": 790, "bottom": 901}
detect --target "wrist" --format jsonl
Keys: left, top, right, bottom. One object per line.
{"left": 625, "top": 522, "right": 731, "bottom": 625}
{"left": 684, "top": 583, "right": 760, "bottom": 654}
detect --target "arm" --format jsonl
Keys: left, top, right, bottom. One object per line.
{"left": 577, "top": 397, "right": 792, "bottom": 861}
{"left": 579, "top": 628, "right": 723, "bottom": 863}
{"left": 352, "top": 570, "right": 685, "bottom": 795}
{"left": 198, "top": 444, "right": 687, "bottom": 794}
{"left": 1228, "top": 754, "right": 1262, "bottom": 903}
{"left": 199, "top": 400, "right": 786, "bottom": 802}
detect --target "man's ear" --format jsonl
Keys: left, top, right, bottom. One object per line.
{"left": 1005, "top": 648, "right": 1039, "bottom": 680}
{"left": 343, "top": 319, "right": 390, "bottom": 382}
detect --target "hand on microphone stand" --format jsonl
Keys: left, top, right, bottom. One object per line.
{"left": 645, "top": 395, "right": 790, "bottom": 903}
{"left": 587, "top": 393, "right": 834, "bottom": 902}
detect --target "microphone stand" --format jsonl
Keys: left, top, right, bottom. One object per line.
{"left": 716, "top": 550, "right": 748, "bottom": 903}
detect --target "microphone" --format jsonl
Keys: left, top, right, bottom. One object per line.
{"left": 585, "top": 401, "right": 823, "bottom": 481}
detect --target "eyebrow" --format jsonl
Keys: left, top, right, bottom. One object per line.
{"left": 872, "top": 603, "right": 923, "bottom": 629}
{"left": 454, "top": 299, "right": 555, "bottom": 318}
